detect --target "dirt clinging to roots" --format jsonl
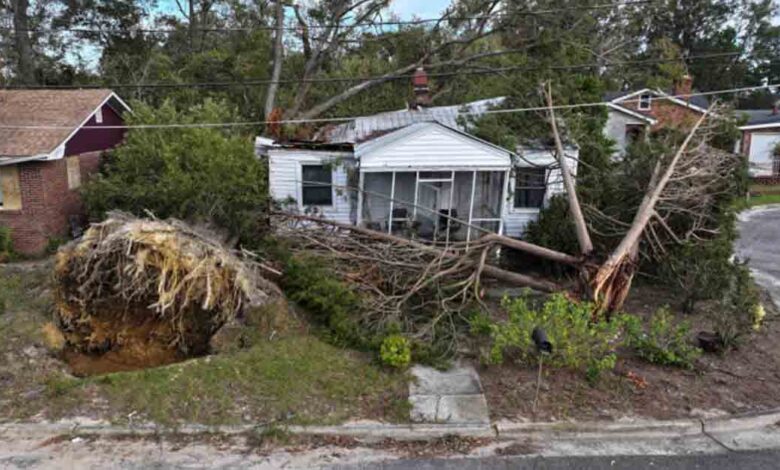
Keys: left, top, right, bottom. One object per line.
{"left": 53, "top": 212, "right": 281, "bottom": 376}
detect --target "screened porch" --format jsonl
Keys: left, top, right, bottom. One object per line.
{"left": 358, "top": 170, "right": 507, "bottom": 242}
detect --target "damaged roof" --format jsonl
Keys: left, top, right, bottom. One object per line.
{"left": 315, "top": 97, "right": 506, "bottom": 144}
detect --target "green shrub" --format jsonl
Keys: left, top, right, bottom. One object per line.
{"left": 82, "top": 99, "right": 268, "bottom": 247}
{"left": 713, "top": 260, "right": 760, "bottom": 349}
{"left": 46, "top": 236, "right": 68, "bottom": 255}
{"left": 380, "top": 335, "right": 412, "bottom": 369}
{"left": 0, "top": 226, "right": 13, "bottom": 261}
{"left": 659, "top": 230, "right": 737, "bottom": 314}
{"left": 474, "top": 293, "right": 632, "bottom": 381}
{"left": 281, "top": 255, "right": 372, "bottom": 349}
{"left": 627, "top": 307, "right": 701, "bottom": 368}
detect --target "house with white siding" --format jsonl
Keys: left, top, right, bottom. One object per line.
{"left": 258, "top": 69, "right": 577, "bottom": 241}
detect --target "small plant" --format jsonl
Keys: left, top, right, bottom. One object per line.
{"left": 474, "top": 293, "right": 632, "bottom": 381}
{"left": 46, "top": 236, "right": 68, "bottom": 255}
{"left": 627, "top": 307, "right": 701, "bottom": 368}
{"left": 0, "top": 226, "right": 13, "bottom": 262}
{"left": 380, "top": 335, "right": 412, "bottom": 369}
{"left": 713, "top": 260, "right": 760, "bottom": 349}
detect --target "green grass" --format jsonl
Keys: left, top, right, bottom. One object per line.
{"left": 747, "top": 194, "right": 780, "bottom": 207}
{"left": 0, "top": 261, "right": 409, "bottom": 426}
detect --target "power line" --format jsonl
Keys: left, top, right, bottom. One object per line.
{"left": 0, "top": 1, "right": 656, "bottom": 35}
{"left": 0, "top": 50, "right": 766, "bottom": 90}
{"left": 0, "top": 82, "right": 773, "bottom": 130}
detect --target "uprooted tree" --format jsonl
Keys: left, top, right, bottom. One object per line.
{"left": 271, "top": 84, "right": 743, "bottom": 355}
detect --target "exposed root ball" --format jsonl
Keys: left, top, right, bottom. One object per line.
{"left": 54, "top": 212, "right": 280, "bottom": 372}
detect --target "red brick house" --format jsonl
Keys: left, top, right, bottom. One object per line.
{"left": 603, "top": 75, "right": 708, "bottom": 156}
{"left": 0, "top": 89, "right": 130, "bottom": 254}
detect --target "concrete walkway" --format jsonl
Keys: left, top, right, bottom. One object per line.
{"left": 408, "top": 364, "right": 490, "bottom": 425}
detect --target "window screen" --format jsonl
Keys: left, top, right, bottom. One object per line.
{"left": 302, "top": 165, "right": 333, "bottom": 206}
{"left": 514, "top": 168, "right": 546, "bottom": 209}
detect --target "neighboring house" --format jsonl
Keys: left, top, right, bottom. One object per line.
{"left": 0, "top": 89, "right": 130, "bottom": 254}
{"left": 259, "top": 69, "right": 577, "bottom": 240}
{"left": 603, "top": 75, "right": 709, "bottom": 156}
{"left": 737, "top": 105, "right": 780, "bottom": 183}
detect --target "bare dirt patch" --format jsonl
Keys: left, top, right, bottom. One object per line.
{"left": 479, "top": 282, "right": 780, "bottom": 421}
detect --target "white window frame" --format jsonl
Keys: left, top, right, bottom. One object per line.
{"left": 638, "top": 94, "right": 652, "bottom": 111}
{"left": 95, "top": 107, "right": 103, "bottom": 124}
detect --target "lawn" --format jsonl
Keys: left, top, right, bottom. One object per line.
{"left": 744, "top": 184, "right": 780, "bottom": 207}
{"left": 0, "top": 261, "right": 409, "bottom": 426}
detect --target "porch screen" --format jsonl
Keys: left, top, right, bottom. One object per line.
{"left": 301, "top": 165, "right": 333, "bottom": 206}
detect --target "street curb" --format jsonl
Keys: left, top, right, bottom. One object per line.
{"left": 3, "top": 408, "right": 779, "bottom": 442}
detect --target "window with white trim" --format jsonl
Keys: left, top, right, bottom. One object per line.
{"left": 95, "top": 107, "right": 103, "bottom": 124}
{"left": 514, "top": 167, "right": 547, "bottom": 209}
{"left": 301, "top": 165, "right": 333, "bottom": 206}
{"left": 638, "top": 94, "right": 652, "bottom": 111}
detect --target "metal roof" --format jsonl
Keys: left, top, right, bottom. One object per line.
{"left": 315, "top": 97, "right": 506, "bottom": 144}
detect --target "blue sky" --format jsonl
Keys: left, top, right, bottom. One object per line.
{"left": 389, "top": 0, "right": 451, "bottom": 19}
{"left": 156, "top": 0, "right": 453, "bottom": 20}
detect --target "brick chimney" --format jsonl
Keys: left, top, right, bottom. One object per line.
{"left": 412, "top": 67, "right": 431, "bottom": 108}
{"left": 674, "top": 74, "right": 693, "bottom": 98}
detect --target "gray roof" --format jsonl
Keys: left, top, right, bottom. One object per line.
{"left": 315, "top": 97, "right": 506, "bottom": 143}
{"left": 737, "top": 109, "right": 780, "bottom": 127}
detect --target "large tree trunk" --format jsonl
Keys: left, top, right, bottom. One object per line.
{"left": 543, "top": 82, "right": 593, "bottom": 256}
{"left": 589, "top": 108, "right": 711, "bottom": 318}
{"left": 11, "top": 0, "right": 35, "bottom": 85}
{"left": 264, "top": 0, "right": 285, "bottom": 119}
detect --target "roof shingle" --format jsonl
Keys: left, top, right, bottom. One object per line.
{"left": 0, "top": 89, "right": 115, "bottom": 158}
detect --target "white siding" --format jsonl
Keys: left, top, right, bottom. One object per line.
{"left": 747, "top": 132, "right": 780, "bottom": 176}
{"left": 503, "top": 147, "right": 577, "bottom": 238}
{"left": 266, "top": 148, "right": 355, "bottom": 224}
{"left": 604, "top": 109, "right": 648, "bottom": 158}
{"left": 358, "top": 122, "right": 512, "bottom": 170}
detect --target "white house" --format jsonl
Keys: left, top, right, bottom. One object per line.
{"left": 737, "top": 106, "right": 780, "bottom": 181}
{"left": 261, "top": 120, "right": 575, "bottom": 241}
{"left": 259, "top": 68, "right": 578, "bottom": 241}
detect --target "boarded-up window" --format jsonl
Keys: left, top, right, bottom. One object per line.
{"left": 66, "top": 156, "right": 81, "bottom": 189}
{"left": 0, "top": 165, "right": 22, "bottom": 210}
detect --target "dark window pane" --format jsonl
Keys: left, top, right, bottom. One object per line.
{"left": 302, "top": 165, "right": 333, "bottom": 205}
{"left": 302, "top": 165, "right": 332, "bottom": 184}
{"left": 514, "top": 168, "right": 547, "bottom": 209}
{"left": 302, "top": 186, "right": 332, "bottom": 205}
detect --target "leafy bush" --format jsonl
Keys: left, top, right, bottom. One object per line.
{"left": 519, "top": 196, "right": 580, "bottom": 276}
{"left": 659, "top": 237, "right": 735, "bottom": 314}
{"left": 281, "top": 255, "right": 372, "bottom": 349}
{"left": 82, "top": 99, "right": 268, "bottom": 247}
{"left": 474, "top": 293, "right": 632, "bottom": 381}
{"left": 713, "top": 260, "right": 761, "bottom": 349}
{"left": 380, "top": 335, "right": 412, "bottom": 369}
{"left": 627, "top": 307, "right": 701, "bottom": 368}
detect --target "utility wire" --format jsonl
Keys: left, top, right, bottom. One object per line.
{"left": 0, "top": 82, "right": 774, "bottom": 130}
{"left": 0, "top": 1, "right": 656, "bottom": 35}
{"left": 0, "top": 50, "right": 768, "bottom": 90}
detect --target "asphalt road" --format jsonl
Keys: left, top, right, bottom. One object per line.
{"left": 326, "top": 450, "right": 780, "bottom": 470}
{"left": 735, "top": 205, "right": 780, "bottom": 307}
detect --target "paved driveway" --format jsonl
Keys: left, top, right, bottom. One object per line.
{"left": 736, "top": 205, "right": 780, "bottom": 308}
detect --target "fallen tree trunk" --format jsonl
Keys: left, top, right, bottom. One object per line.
{"left": 273, "top": 211, "right": 567, "bottom": 292}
